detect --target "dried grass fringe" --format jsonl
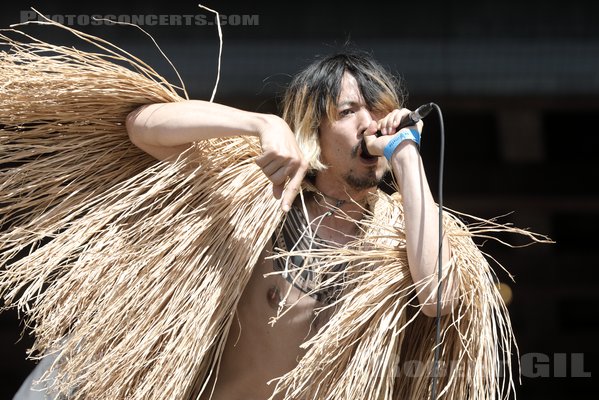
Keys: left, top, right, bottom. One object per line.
{"left": 267, "top": 189, "right": 548, "bottom": 400}
{"left": 0, "top": 14, "right": 551, "bottom": 400}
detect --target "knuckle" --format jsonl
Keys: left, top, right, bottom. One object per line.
{"left": 255, "top": 157, "right": 266, "bottom": 167}
{"left": 288, "top": 157, "right": 302, "bottom": 169}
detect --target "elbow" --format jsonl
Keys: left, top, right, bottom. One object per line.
{"left": 126, "top": 105, "right": 148, "bottom": 149}
{"left": 421, "top": 299, "right": 455, "bottom": 318}
{"left": 125, "top": 103, "right": 188, "bottom": 161}
{"left": 418, "top": 278, "right": 458, "bottom": 318}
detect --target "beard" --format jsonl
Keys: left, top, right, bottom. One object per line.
{"left": 343, "top": 169, "right": 382, "bottom": 191}
{"left": 342, "top": 142, "right": 385, "bottom": 191}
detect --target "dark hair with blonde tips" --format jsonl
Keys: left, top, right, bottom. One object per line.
{"left": 281, "top": 49, "right": 406, "bottom": 171}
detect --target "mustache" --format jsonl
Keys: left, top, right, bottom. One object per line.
{"left": 352, "top": 129, "right": 368, "bottom": 158}
{"left": 351, "top": 142, "right": 361, "bottom": 158}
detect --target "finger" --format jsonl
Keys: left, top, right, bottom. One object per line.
{"left": 254, "top": 152, "right": 273, "bottom": 168}
{"left": 388, "top": 115, "right": 400, "bottom": 134}
{"left": 363, "top": 121, "right": 378, "bottom": 137}
{"left": 281, "top": 182, "right": 300, "bottom": 212}
{"left": 378, "top": 116, "right": 391, "bottom": 135}
{"left": 268, "top": 166, "right": 289, "bottom": 186}
{"left": 390, "top": 109, "right": 411, "bottom": 133}
{"left": 396, "top": 119, "right": 424, "bottom": 136}
{"left": 363, "top": 134, "right": 381, "bottom": 157}
{"left": 260, "top": 159, "right": 282, "bottom": 177}
{"left": 272, "top": 183, "right": 284, "bottom": 200}
{"left": 379, "top": 110, "right": 405, "bottom": 135}
{"left": 281, "top": 162, "right": 307, "bottom": 212}
{"left": 384, "top": 112, "right": 400, "bottom": 134}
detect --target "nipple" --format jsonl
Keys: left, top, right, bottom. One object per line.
{"left": 267, "top": 285, "right": 281, "bottom": 310}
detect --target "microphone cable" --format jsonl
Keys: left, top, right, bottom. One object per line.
{"left": 429, "top": 102, "right": 444, "bottom": 400}
{"left": 361, "top": 102, "right": 446, "bottom": 398}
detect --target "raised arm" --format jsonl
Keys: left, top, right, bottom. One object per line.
{"left": 364, "top": 108, "right": 455, "bottom": 317}
{"left": 126, "top": 100, "right": 308, "bottom": 211}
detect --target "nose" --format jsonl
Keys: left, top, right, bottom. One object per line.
{"left": 357, "top": 107, "right": 375, "bottom": 136}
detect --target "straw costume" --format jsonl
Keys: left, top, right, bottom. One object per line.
{"left": 1, "top": 15, "right": 548, "bottom": 400}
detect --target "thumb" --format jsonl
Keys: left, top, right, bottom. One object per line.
{"left": 362, "top": 134, "right": 384, "bottom": 157}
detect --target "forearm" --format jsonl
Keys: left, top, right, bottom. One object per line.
{"left": 126, "top": 100, "right": 275, "bottom": 159}
{"left": 126, "top": 99, "right": 308, "bottom": 212}
{"left": 391, "top": 142, "right": 454, "bottom": 316}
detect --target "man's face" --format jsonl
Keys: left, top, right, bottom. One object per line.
{"left": 317, "top": 72, "right": 389, "bottom": 194}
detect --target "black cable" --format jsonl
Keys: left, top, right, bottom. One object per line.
{"left": 363, "top": 101, "right": 446, "bottom": 398}
{"left": 429, "top": 102, "right": 445, "bottom": 400}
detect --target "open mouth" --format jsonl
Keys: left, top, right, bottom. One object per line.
{"left": 358, "top": 141, "right": 379, "bottom": 162}
{"left": 360, "top": 152, "right": 378, "bottom": 162}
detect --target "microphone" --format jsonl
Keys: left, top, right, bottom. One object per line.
{"left": 361, "top": 102, "right": 434, "bottom": 157}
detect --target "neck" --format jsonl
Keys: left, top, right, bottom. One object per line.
{"left": 304, "top": 193, "right": 361, "bottom": 243}
{"left": 317, "top": 191, "right": 347, "bottom": 210}
{"left": 312, "top": 191, "right": 364, "bottom": 215}
{"left": 311, "top": 175, "right": 372, "bottom": 213}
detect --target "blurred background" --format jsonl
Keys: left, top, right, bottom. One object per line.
{"left": 1, "top": 0, "right": 597, "bottom": 398}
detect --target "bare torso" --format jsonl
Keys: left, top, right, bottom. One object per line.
{"left": 196, "top": 193, "right": 364, "bottom": 400}
{"left": 198, "top": 242, "right": 329, "bottom": 400}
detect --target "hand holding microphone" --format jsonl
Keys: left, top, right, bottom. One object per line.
{"left": 361, "top": 103, "right": 434, "bottom": 159}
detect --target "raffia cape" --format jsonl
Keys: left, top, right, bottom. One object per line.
{"left": 0, "top": 18, "right": 548, "bottom": 400}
